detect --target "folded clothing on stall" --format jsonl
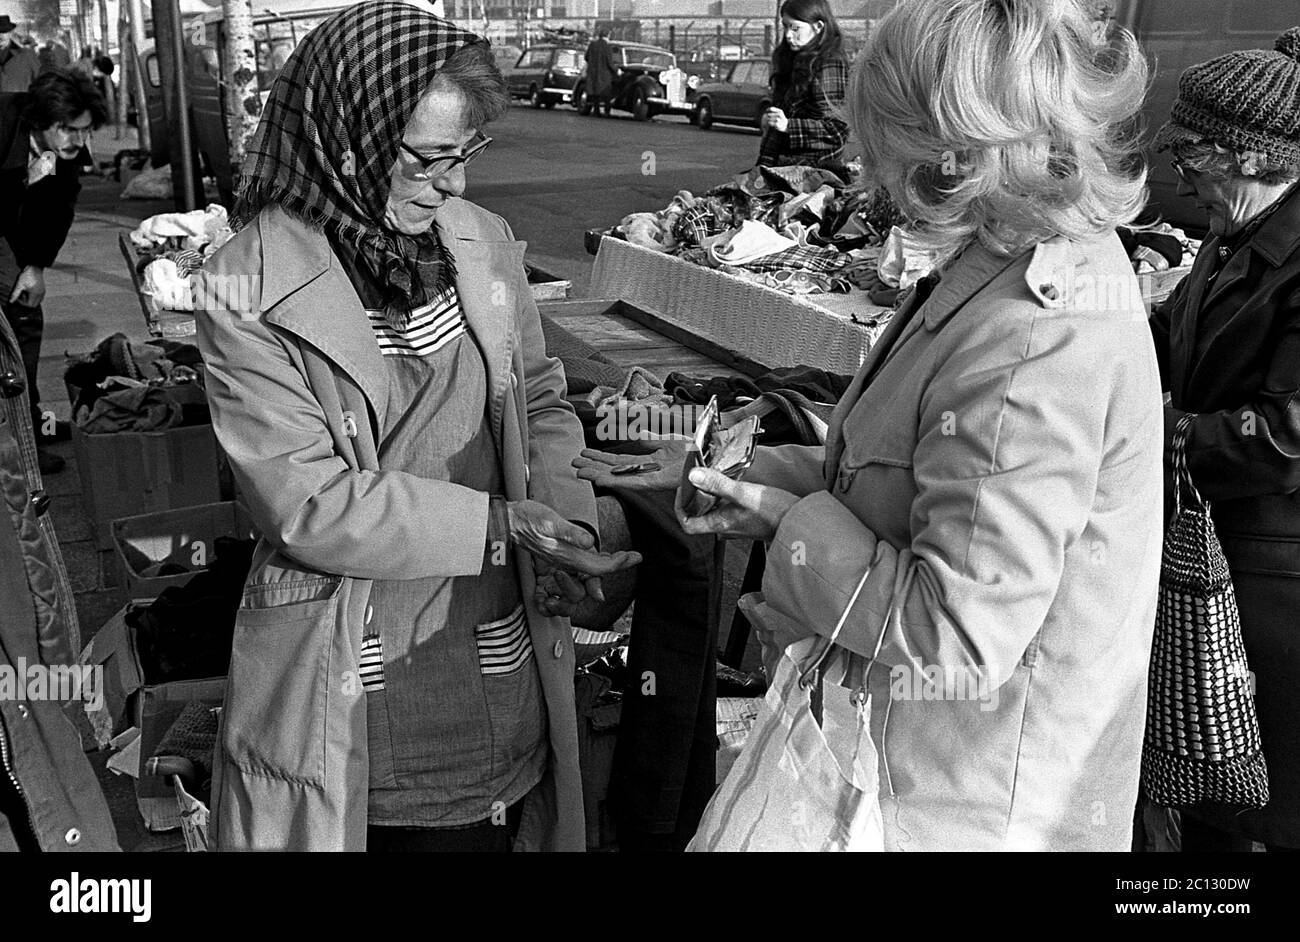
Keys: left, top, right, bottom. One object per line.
{"left": 603, "top": 165, "right": 908, "bottom": 298}
{"left": 64, "top": 332, "right": 209, "bottom": 433}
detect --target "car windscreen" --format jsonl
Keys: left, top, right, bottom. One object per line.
{"left": 622, "top": 49, "right": 675, "bottom": 70}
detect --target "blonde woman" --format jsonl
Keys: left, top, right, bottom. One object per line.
{"left": 678, "top": 0, "right": 1163, "bottom": 850}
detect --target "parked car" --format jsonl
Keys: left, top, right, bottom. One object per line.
{"left": 680, "top": 37, "right": 756, "bottom": 83}
{"left": 505, "top": 43, "right": 584, "bottom": 108}
{"left": 691, "top": 57, "right": 771, "bottom": 131}
{"left": 572, "top": 41, "right": 694, "bottom": 121}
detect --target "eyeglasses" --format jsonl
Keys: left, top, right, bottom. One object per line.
{"left": 399, "top": 132, "right": 492, "bottom": 181}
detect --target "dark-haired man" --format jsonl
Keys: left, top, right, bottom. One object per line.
{"left": 1, "top": 69, "right": 106, "bottom": 474}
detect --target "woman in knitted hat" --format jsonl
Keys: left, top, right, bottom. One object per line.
{"left": 1148, "top": 26, "right": 1300, "bottom": 852}
{"left": 193, "top": 1, "right": 638, "bottom": 851}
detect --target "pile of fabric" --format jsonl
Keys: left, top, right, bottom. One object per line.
{"left": 604, "top": 165, "right": 1202, "bottom": 302}
{"left": 608, "top": 165, "right": 911, "bottom": 298}
{"left": 128, "top": 204, "right": 235, "bottom": 312}
{"left": 63, "top": 333, "right": 209, "bottom": 434}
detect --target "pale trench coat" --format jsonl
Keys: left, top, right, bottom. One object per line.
{"left": 743, "top": 234, "right": 1165, "bottom": 850}
{"left": 193, "top": 201, "right": 597, "bottom": 851}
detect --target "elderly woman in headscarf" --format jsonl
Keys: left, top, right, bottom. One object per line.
{"left": 194, "top": 2, "right": 638, "bottom": 852}
{"left": 1148, "top": 27, "right": 1300, "bottom": 853}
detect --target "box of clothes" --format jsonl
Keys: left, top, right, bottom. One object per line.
{"left": 64, "top": 333, "right": 225, "bottom": 549}
{"left": 80, "top": 533, "right": 253, "bottom": 830}
{"left": 111, "top": 501, "right": 258, "bottom": 602}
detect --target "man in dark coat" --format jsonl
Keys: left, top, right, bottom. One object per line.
{"left": 0, "top": 69, "right": 105, "bottom": 475}
{"left": 584, "top": 29, "right": 618, "bottom": 117}
{"left": 0, "top": 19, "right": 40, "bottom": 93}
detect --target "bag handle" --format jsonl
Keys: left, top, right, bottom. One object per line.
{"left": 799, "top": 559, "right": 887, "bottom": 691}
{"left": 1171, "top": 412, "right": 1206, "bottom": 517}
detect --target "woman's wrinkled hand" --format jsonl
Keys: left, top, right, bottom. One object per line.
{"left": 532, "top": 558, "right": 606, "bottom": 619}
{"left": 674, "top": 467, "right": 800, "bottom": 542}
{"left": 507, "top": 498, "right": 641, "bottom": 579}
{"left": 572, "top": 441, "right": 689, "bottom": 493}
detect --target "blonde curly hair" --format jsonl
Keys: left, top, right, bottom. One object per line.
{"left": 846, "top": 0, "right": 1149, "bottom": 264}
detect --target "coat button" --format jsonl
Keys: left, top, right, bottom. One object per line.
{"left": 0, "top": 370, "right": 24, "bottom": 398}
{"left": 552, "top": 639, "right": 563, "bottom": 658}
{"left": 16, "top": 704, "right": 28, "bottom": 718}
{"left": 342, "top": 411, "right": 358, "bottom": 438}
{"left": 64, "top": 828, "right": 82, "bottom": 846}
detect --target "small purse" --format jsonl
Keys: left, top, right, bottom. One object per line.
{"left": 1140, "top": 413, "right": 1269, "bottom": 809}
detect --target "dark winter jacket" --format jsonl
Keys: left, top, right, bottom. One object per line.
{"left": 0, "top": 314, "right": 119, "bottom": 852}
{"left": 584, "top": 38, "right": 618, "bottom": 99}
{"left": 0, "top": 92, "right": 82, "bottom": 270}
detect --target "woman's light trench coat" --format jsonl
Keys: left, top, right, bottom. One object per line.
{"left": 193, "top": 201, "right": 597, "bottom": 851}
{"left": 744, "top": 235, "right": 1166, "bottom": 850}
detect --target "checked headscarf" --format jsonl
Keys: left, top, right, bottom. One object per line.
{"left": 233, "top": 1, "right": 486, "bottom": 326}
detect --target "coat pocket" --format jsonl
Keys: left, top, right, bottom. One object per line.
{"left": 222, "top": 577, "right": 343, "bottom": 786}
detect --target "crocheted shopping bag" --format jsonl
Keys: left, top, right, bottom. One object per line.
{"left": 1141, "top": 414, "right": 1269, "bottom": 809}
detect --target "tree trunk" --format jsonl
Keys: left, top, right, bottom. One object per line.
{"left": 221, "top": 0, "right": 259, "bottom": 174}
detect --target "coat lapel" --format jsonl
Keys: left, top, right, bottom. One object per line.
{"left": 256, "top": 209, "right": 391, "bottom": 431}
{"left": 437, "top": 206, "right": 527, "bottom": 445}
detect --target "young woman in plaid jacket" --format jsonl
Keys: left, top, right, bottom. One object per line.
{"left": 758, "top": 0, "right": 850, "bottom": 172}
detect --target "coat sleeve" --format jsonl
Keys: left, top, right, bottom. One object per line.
{"left": 1173, "top": 283, "right": 1300, "bottom": 501}
{"left": 758, "top": 313, "right": 1113, "bottom": 689}
{"left": 194, "top": 269, "right": 493, "bottom": 581}
{"left": 501, "top": 220, "right": 599, "bottom": 538}
{"left": 783, "top": 59, "right": 849, "bottom": 159}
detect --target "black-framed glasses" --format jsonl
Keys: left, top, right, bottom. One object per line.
{"left": 399, "top": 132, "right": 492, "bottom": 181}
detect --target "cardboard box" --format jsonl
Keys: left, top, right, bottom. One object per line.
{"left": 112, "top": 501, "right": 257, "bottom": 602}
{"left": 73, "top": 422, "right": 223, "bottom": 550}
{"left": 80, "top": 604, "right": 226, "bottom": 833}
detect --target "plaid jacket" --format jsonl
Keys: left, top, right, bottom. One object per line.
{"left": 758, "top": 57, "right": 849, "bottom": 168}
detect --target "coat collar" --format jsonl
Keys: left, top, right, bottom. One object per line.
{"left": 1245, "top": 182, "right": 1300, "bottom": 269}
{"left": 920, "top": 238, "right": 1028, "bottom": 331}
{"left": 252, "top": 201, "right": 527, "bottom": 435}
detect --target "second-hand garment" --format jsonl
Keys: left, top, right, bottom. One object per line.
{"left": 1148, "top": 182, "right": 1300, "bottom": 848}
{"left": 742, "top": 234, "right": 1164, "bottom": 850}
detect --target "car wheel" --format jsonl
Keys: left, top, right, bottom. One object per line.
{"left": 631, "top": 89, "right": 650, "bottom": 122}
{"left": 529, "top": 85, "right": 542, "bottom": 109}
{"left": 697, "top": 99, "right": 714, "bottom": 130}
{"left": 575, "top": 85, "right": 592, "bottom": 115}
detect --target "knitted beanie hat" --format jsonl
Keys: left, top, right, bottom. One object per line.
{"left": 1156, "top": 26, "right": 1300, "bottom": 166}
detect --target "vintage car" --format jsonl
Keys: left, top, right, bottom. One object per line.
{"left": 505, "top": 43, "right": 584, "bottom": 108}
{"left": 571, "top": 40, "right": 693, "bottom": 121}
{"left": 691, "top": 57, "right": 772, "bottom": 131}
